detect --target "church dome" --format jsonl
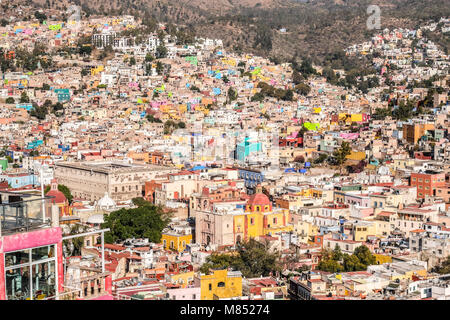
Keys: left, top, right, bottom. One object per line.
{"left": 97, "top": 192, "right": 116, "bottom": 209}
{"left": 246, "top": 193, "right": 272, "bottom": 212}
{"left": 47, "top": 179, "right": 67, "bottom": 204}
{"left": 248, "top": 193, "right": 271, "bottom": 206}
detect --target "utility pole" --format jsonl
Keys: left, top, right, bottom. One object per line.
{"left": 40, "top": 165, "right": 46, "bottom": 223}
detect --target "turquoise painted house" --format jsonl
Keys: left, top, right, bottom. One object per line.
{"left": 236, "top": 137, "right": 262, "bottom": 162}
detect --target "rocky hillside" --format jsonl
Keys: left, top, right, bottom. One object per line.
{"left": 23, "top": 0, "right": 450, "bottom": 62}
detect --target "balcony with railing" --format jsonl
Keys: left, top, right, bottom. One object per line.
{"left": 0, "top": 191, "right": 54, "bottom": 236}
{"left": 57, "top": 267, "right": 113, "bottom": 300}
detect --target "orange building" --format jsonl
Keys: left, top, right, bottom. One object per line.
{"left": 410, "top": 171, "right": 446, "bottom": 199}
{"left": 403, "top": 123, "right": 435, "bottom": 144}
{"left": 127, "top": 151, "right": 150, "bottom": 163}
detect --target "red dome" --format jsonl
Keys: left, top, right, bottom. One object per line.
{"left": 47, "top": 190, "right": 67, "bottom": 204}
{"left": 248, "top": 193, "right": 271, "bottom": 206}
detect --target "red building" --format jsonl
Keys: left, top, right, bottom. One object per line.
{"left": 279, "top": 137, "right": 303, "bottom": 148}
{"left": 410, "top": 171, "right": 446, "bottom": 199}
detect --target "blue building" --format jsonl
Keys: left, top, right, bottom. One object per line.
{"left": 27, "top": 139, "right": 43, "bottom": 149}
{"left": 237, "top": 168, "right": 264, "bottom": 194}
{"left": 235, "top": 137, "right": 262, "bottom": 162}
{"left": 54, "top": 88, "right": 70, "bottom": 102}
{"left": 1, "top": 173, "right": 39, "bottom": 188}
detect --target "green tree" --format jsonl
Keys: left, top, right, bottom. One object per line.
{"left": 145, "top": 53, "right": 154, "bottom": 62}
{"left": 156, "top": 61, "right": 164, "bottom": 75}
{"left": 433, "top": 256, "right": 450, "bottom": 274}
{"left": 332, "top": 245, "right": 343, "bottom": 261}
{"left": 333, "top": 141, "right": 352, "bottom": 172}
{"left": 5, "top": 97, "right": 15, "bottom": 104}
{"left": 314, "top": 153, "right": 328, "bottom": 164}
{"left": 317, "top": 258, "right": 343, "bottom": 273}
{"left": 354, "top": 245, "right": 376, "bottom": 266}
{"left": 227, "top": 87, "right": 238, "bottom": 103}
{"left": 101, "top": 204, "right": 171, "bottom": 244}
{"left": 292, "top": 69, "right": 303, "bottom": 85}
{"left": 146, "top": 114, "right": 162, "bottom": 123}
{"left": 132, "top": 197, "right": 152, "bottom": 207}
{"left": 200, "top": 239, "right": 281, "bottom": 278}
{"left": 343, "top": 253, "right": 365, "bottom": 271}
{"left": 156, "top": 44, "right": 168, "bottom": 59}
{"left": 20, "top": 91, "right": 30, "bottom": 103}
{"left": 44, "top": 184, "right": 73, "bottom": 204}
{"left": 294, "top": 83, "right": 311, "bottom": 96}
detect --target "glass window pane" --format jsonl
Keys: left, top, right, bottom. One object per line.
{"left": 6, "top": 266, "right": 31, "bottom": 300}
{"left": 32, "top": 245, "right": 55, "bottom": 262}
{"left": 31, "top": 261, "right": 56, "bottom": 300}
{"left": 5, "top": 249, "right": 30, "bottom": 267}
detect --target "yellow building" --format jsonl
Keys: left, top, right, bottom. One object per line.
{"left": 233, "top": 194, "right": 293, "bottom": 243}
{"left": 196, "top": 269, "right": 243, "bottom": 300}
{"left": 166, "top": 271, "right": 195, "bottom": 288}
{"left": 295, "top": 220, "right": 319, "bottom": 243}
{"left": 346, "top": 151, "right": 366, "bottom": 161}
{"left": 374, "top": 254, "right": 392, "bottom": 265}
{"left": 353, "top": 221, "right": 376, "bottom": 241}
{"left": 391, "top": 159, "right": 415, "bottom": 172}
{"left": 161, "top": 232, "right": 193, "bottom": 253}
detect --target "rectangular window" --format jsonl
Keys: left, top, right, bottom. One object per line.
{"left": 5, "top": 249, "right": 31, "bottom": 267}
{"left": 5, "top": 245, "right": 57, "bottom": 300}
{"left": 31, "top": 260, "right": 56, "bottom": 299}
{"left": 32, "top": 245, "right": 54, "bottom": 262}
{"left": 5, "top": 266, "right": 30, "bottom": 300}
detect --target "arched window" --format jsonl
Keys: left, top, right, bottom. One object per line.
{"left": 217, "top": 282, "right": 225, "bottom": 287}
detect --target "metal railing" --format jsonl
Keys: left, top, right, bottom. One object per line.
{"left": 0, "top": 197, "right": 53, "bottom": 236}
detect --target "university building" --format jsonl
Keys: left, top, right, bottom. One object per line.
{"left": 54, "top": 161, "right": 177, "bottom": 202}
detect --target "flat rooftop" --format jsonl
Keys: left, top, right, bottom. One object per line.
{"left": 55, "top": 161, "right": 174, "bottom": 174}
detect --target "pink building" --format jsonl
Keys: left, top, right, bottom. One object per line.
{"left": 165, "top": 286, "right": 201, "bottom": 300}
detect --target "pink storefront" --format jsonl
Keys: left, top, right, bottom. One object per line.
{"left": 0, "top": 227, "right": 64, "bottom": 300}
